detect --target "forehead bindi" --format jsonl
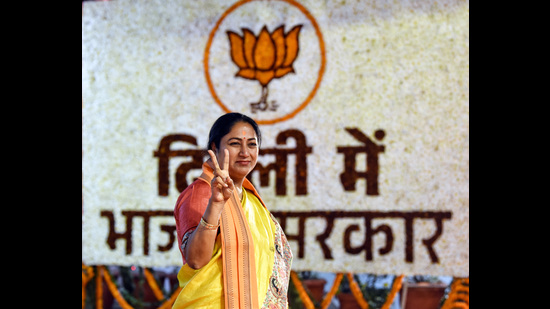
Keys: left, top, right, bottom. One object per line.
{"left": 233, "top": 123, "right": 255, "bottom": 136}
{"left": 224, "top": 123, "right": 257, "bottom": 142}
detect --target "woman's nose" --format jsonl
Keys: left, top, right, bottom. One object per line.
{"left": 240, "top": 144, "right": 249, "bottom": 156}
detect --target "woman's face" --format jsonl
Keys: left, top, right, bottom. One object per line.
{"left": 214, "top": 121, "right": 259, "bottom": 182}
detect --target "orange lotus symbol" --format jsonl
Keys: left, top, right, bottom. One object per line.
{"left": 227, "top": 24, "right": 302, "bottom": 113}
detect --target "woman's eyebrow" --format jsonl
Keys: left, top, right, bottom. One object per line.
{"left": 228, "top": 137, "right": 257, "bottom": 142}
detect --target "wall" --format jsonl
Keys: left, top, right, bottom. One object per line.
{"left": 82, "top": 0, "right": 469, "bottom": 277}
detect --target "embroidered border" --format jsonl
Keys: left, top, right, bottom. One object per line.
{"left": 180, "top": 227, "right": 196, "bottom": 253}
{"left": 261, "top": 214, "right": 293, "bottom": 308}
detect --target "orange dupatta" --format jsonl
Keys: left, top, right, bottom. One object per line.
{"left": 198, "top": 161, "right": 261, "bottom": 309}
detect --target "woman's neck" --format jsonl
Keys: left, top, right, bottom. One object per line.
{"left": 233, "top": 179, "right": 244, "bottom": 200}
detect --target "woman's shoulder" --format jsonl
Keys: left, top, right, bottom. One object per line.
{"left": 174, "top": 178, "right": 211, "bottom": 212}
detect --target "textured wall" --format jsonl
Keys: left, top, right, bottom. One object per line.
{"left": 82, "top": 0, "right": 468, "bottom": 276}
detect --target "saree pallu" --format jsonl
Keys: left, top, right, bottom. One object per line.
{"left": 173, "top": 162, "right": 292, "bottom": 308}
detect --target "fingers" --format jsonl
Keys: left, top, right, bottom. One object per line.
{"left": 225, "top": 175, "right": 235, "bottom": 190}
{"left": 206, "top": 157, "right": 216, "bottom": 171}
{"left": 212, "top": 174, "right": 228, "bottom": 188}
{"left": 223, "top": 149, "right": 229, "bottom": 171}
{"left": 211, "top": 174, "right": 234, "bottom": 201}
{"left": 208, "top": 149, "right": 233, "bottom": 193}
{"left": 207, "top": 150, "right": 220, "bottom": 170}
{"left": 208, "top": 149, "right": 228, "bottom": 174}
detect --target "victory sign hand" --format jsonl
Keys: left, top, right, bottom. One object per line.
{"left": 207, "top": 149, "right": 235, "bottom": 204}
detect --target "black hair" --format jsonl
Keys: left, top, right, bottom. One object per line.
{"left": 207, "top": 112, "right": 262, "bottom": 151}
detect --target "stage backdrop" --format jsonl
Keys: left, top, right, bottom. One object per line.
{"left": 82, "top": 0, "right": 469, "bottom": 277}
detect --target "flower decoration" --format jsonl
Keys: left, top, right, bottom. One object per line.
{"left": 227, "top": 24, "right": 302, "bottom": 112}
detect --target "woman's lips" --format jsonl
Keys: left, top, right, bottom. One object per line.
{"left": 236, "top": 160, "right": 250, "bottom": 166}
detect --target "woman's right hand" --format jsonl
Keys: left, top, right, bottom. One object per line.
{"left": 207, "top": 149, "right": 235, "bottom": 204}
{"left": 184, "top": 149, "right": 233, "bottom": 270}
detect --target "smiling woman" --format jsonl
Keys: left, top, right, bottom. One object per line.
{"left": 172, "top": 112, "right": 293, "bottom": 309}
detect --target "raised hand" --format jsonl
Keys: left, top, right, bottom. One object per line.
{"left": 207, "top": 149, "right": 235, "bottom": 204}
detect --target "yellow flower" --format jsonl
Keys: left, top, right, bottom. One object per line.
{"left": 227, "top": 25, "right": 302, "bottom": 86}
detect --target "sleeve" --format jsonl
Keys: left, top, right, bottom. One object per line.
{"left": 173, "top": 178, "right": 211, "bottom": 264}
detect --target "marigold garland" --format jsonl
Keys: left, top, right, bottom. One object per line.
{"left": 82, "top": 264, "right": 183, "bottom": 309}
{"left": 99, "top": 266, "right": 134, "bottom": 309}
{"left": 82, "top": 273, "right": 87, "bottom": 309}
{"left": 290, "top": 270, "right": 315, "bottom": 309}
{"left": 441, "top": 277, "right": 469, "bottom": 309}
{"left": 84, "top": 264, "right": 468, "bottom": 309}
{"left": 144, "top": 268, "right": 165, "bottom": 301}
{"left": 96, "top": 266, "right": 104, "bottom": 309}
{"left": 346, "top": 273, "right": 369, "bottom": 309}
{"left": 82, "top": 264, "right": 94, "bottom": 309}
{"left": 320, "top": 273, "right": 343, "bottom": 309}
{"left": 380, "top": 274, "right": 404, "bottom": 309}
{"left": 157, "top": 286, "right": 182, "bottom": 309}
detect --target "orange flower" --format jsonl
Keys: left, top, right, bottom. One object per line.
{"left": 227, "top": 25, "right": 302, "bottom": 86}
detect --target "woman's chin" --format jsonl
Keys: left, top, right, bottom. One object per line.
{"left": 230, "top": 165, "right": 254, "bottom": 180}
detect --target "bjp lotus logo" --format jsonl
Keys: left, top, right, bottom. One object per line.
{"left": 227, "top": 25, "right": 302, "bottom": 113}
{"left": 204, "top": 0, "right": 325, "bottom": 125}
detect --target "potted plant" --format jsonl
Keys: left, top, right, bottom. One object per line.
{"left": 300, "top": 271, "right": 326, "bottom": 307}
{"left": 400, "top": 275, "right": 447, "bottom": 309}
{"left": 337, "top": 274, "right": 361, "bottom": 309}
{"left": 358, "top": 274, "right": 392, "bottom": 309}
{"left": 287, "top": 274, "right": 304, "bottom": 309}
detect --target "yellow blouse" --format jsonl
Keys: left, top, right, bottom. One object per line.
{"left": 173, "top": 189, "right": 276, "bottom": 308}
{"left": 241, "top": 188, "right": 276, "bottom": 306}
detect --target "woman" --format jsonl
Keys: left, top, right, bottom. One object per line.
{"left": 172, "top": 113, "right": 293, "bottom": 308}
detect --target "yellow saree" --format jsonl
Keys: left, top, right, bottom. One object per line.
{"left": 172, "top": 162, "right": 292, "bottom": 308}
